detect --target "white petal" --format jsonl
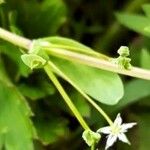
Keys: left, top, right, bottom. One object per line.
{"left": 105, "top": 134, "right": 117, "bottom": 150}
{"left": 121, "top": 123, "right": 137, "bottom": 132}
{"left": 114, "top": 113, "right": 122, "bottom": 126}
{"left": 118, "top": 133, "right": 130, "bottom": 145}
{"left": 97, "top": 126, "right": 111, "bottom": 134}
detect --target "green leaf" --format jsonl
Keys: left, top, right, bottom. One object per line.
{"left": 135, "top": 113, "right": 150, "bottom": 150}
{"left": 113, "top": 79, "right": 150, "bottom": 110}
{"left": 0, "top": 42, "right": 31, "bottom": 77}
{"left": 42, "top": 36, "right": 108, "bottom": 60}
{"left": 43, "top": 36, "right": 102, "bottom": 56}
{"left": 116, "top": 13, "right": 150, "bottom": 37}
{"left": 8, "top": 11, "right": 23, "bottom": 35}
{"left": 0, "top": 59, "right": 35, "bottom": 150}
{"left": 142, "top": 4, "right": 150, "bottom": 18}
{"left": 70, "top": 91, "right": 91, "bottom": 117}
{"left": 51, "top": 57, "right": 124, "bottom": 105}
{"left": 0, "top": 0, "right": 4, "bottom": 4}
{"left": 19, "top": 81, "right": 55, "bottom": 100}
{"left": 40, "top": 0, "right": 67, "bottom": 34}
{"left": 140, "top": 48, "right": 150, "bottom": 69}
{"left": 35, "top": 118, "right": 68, "bottom": 145}
{"left": 0, "top": 83, "right": 35, "bottom": 150}
{"left": 11, "top": 0, "right": 67, "bottom": 37}
{"left": 0, "top": 134, "right": 4, "bottom": 149}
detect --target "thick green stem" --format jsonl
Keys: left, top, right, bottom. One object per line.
{"left": 44, "top": 64, "right": 90, "bottom": 130}
{"left": 45, "top": 48, "right": 150, "bottom": 80}
{"left": 0, "top": 27, "right": 150, "bottom": 80}
{"left": 0, "top": 28, "right": 31, "bottom": 49}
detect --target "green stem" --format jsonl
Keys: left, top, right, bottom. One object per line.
{"left": 91, "top": 144, "right": 95, "bottom": 150}
{"left": 47, "top": 60, "right": 113, "bottom": 125}
{"left": 44, "top": 64, "right": 90, "bottom": 130}
{"left": 0, "top": 27, "right": 150, "bottom": 80}
{"left": 0, "top": 28, "right": 31, "bottom": 49}
{"left": 47, "top": 44, "right": 109, "bottom": 60}
{"left": 45, "top": 48, "right": 150, "bottom": 80}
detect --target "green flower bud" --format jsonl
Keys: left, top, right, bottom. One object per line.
{"left": 21, "top": 54, "right": 47, "bottom": 69}
{"left": 82, "top": 130, "right": 101, "bottom": 147}
{"left": 117, "top": 46, "right": 130, "bottom": 57}
{"left": 117, "top": 57, "right": 131, "bottom": 69}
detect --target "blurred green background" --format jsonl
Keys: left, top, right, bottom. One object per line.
{"left": 0, "top": 0, "right": 150, "bottom": 150}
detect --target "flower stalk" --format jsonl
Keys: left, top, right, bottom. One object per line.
{"left": 47, "top": 60, "right": 113, "bottom": 125}
{"left": 44, "top": 64, "right": 90, "bottom": 130}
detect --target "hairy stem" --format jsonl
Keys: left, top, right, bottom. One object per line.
{"left": 44, "top": 64, "right": 90, "bottom": 130}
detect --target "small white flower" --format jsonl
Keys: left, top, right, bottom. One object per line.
{"left": 97, "top": 113, "right": 137, "bottom": 150}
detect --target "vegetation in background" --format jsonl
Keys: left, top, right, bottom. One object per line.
{"left": 0, "top": 0, "right": 150, "bottom": 150}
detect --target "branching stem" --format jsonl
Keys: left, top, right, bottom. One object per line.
{"left": 0, "top": 27, "right": 150, "bottom": 80}
{"left": 48, "top": 61, "right": 113, "bottom": 125}
{"left": 44, "top": 64, "right": 90, "bottom": 130}
{"left": 45, "top": 48, "right": 150, "bottom": 80}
